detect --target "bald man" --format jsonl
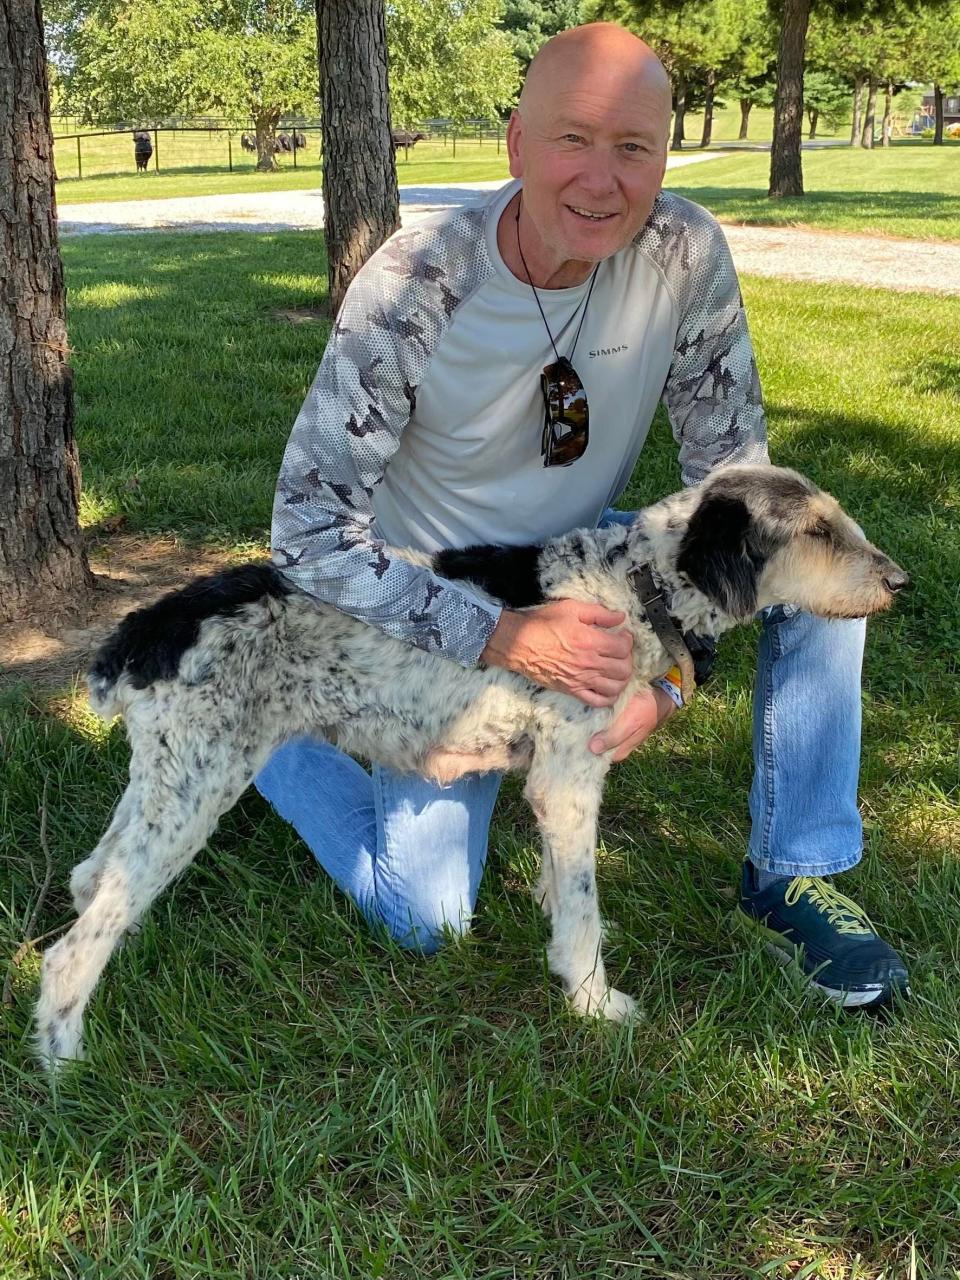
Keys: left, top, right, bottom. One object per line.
{"left": 258, "top": 24, "right": 909, "bottom": 1011}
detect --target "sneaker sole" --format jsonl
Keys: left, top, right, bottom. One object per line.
{"left": 734, "top": 908, "right": 911, "bottom": 1011}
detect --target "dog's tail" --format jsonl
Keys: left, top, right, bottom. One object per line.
{"left": 87, "top": 563, "right": 292, "bottom": 721}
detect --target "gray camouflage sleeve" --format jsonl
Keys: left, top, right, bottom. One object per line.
{"left": 659, "top": 204, "right": 770, "bottom": 486}
{"left": 270, "top": 225, "right": 501, "bottom": 667}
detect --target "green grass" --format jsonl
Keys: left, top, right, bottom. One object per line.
{"left": 667, "top": 140, "right": 960, "bottom": 241}
{"left": 2, "top": 232, "right": 959, "bottom": 1278}
{"left": 57, "top": 131, "right": 960, "bottom": 250}
{"left": 55, "top": 135, "right": 512, "bottom": 204}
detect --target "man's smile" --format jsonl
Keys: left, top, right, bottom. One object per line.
{"left": 567, "top": 204, "right": 618, "bottom": 222}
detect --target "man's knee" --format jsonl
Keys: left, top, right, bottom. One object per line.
{"left": 380, "top": 899, "right": 474, "bottom": 955}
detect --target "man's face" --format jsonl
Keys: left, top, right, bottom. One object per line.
{"left": 507, "top": 76, "right": 668, "bottom": 273}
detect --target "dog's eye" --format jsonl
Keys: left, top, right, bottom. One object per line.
{"left": 808, "top": 522, "right": 832, "bottom": 541}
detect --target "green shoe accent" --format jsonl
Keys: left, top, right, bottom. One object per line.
{"left": 738, "top": 862, "right": 910, "bottom": 1010}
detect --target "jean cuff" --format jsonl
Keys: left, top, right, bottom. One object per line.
{"left": 746, "top": 847, "right": 863, "bottom": 878}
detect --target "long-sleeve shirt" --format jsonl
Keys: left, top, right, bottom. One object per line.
{"left": 272, "top": 179, "right": 769, "bottom": 667}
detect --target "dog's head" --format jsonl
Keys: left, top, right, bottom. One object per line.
{"left": 674, "top": 465, "right": 908, "bottom": 620}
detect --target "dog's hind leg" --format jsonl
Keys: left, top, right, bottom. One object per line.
{"left": 524, "top": 745, "right": 636, "bottom": 1023}
{"left": 69, "top": 788, "right": 138, "bottom": 916}
{"left": 36, "top": 739, "right": 265, "bottom": 1071}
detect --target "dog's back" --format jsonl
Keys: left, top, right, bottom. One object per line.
{"left": 88, "top": 563, "right": 291, "bottom": 719}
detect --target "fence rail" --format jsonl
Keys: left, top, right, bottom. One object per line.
{"left": 52, "top": 124, "right": 326, "bottom": 182}
{"left": 51, "top": 118, "right": 506, "bottom": 183}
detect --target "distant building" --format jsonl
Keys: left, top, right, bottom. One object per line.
{"left": 921, "top": 90, "right": 960, "bottom": 126}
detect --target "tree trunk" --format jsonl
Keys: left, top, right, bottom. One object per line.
{"left": 738, "top": 98, "right": 752, "bottom": 140}
{"left": 700, "top": 71, "right": 715, "bottom": 148}
{"left": 807, "top": 106, "right": 819, "bottom": 140}
{"left": 933, "top": 82, "right": 944, "bottom": 145}
{"left": 860, "top": 76, "right": 877, "bottom": 148}
{"left": 0, "top": 0, "right": 92, "bottom": 624}
{"left": 769, "top": 0, "right": 811, "bottom": 198}
{"left": 671, "top": 76, "right": 686, "bottom": 151}
{"left": 317, "top": 0, "right": 399, "bottom": 316}
{"left": 850, "top": 76, "right": 864, "bottom": 146}
{"left": 881, "top": 79, "right": 892, "bottom": 147}
{"left": 255, "top": 108, "right": 281, "bottom": 172}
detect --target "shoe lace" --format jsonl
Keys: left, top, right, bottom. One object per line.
{"left": 783, "top": 877, "right": 876, "bottom": 937}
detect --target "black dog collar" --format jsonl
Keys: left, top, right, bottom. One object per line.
{"left": 627, "top": 564, "right": 697, "bottom": 704}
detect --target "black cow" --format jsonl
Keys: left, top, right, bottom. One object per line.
{"left": 391, "top": 129, "right": 427, "bottom": 151}
{"left": 240, "top": 132, "right": 257, "bottom": 152}
{"left": 133, "top": 131, "right": 153, "bottom": 172}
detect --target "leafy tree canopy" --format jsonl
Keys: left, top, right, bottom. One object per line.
{"left": 387, "top": 0, "right": 520, "bottom": 125}
{"left": 47, "top": 0, "right": 317, "bottom": 127}
{"left": 498, "top": 0, "right": 584, "bottom": 72}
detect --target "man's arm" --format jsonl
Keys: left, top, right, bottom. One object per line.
{"left": 271, "top": 226, "right": 501, "bottom": 668}
{"left": 659, "top": 204, "right": 770, "bottom": 484}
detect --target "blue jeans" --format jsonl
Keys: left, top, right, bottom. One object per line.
{"left": 254, "top": 607, "right": 866, "bottom": 951}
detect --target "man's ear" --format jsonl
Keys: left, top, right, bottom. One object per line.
{"left": 676, "top": 492, "right": 763, "bottom": 619}
{"left": 506, "top": 109, "right": 524, "bottom": 179}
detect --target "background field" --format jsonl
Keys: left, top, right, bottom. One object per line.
{"left": 1, "top": 228, "right": 958, "bottom": 1278}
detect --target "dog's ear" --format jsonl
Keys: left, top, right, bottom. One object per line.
{"left": 676, "top": 492, "right": 765, "bottom": 619}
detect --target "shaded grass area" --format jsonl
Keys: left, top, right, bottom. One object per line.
{"left": 667, "top": 141, "right": 960, "bottom": 242}
{"left": 1, "top": 231, "right": 959, "bottom": 1278}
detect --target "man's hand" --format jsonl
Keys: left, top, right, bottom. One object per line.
{"left": 481, "top": 599, "right": 633, "bottom": 707}
{"left": 588, "top": 684, "right": 676, "bottom": 762}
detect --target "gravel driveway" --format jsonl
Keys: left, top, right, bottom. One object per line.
{"left": 58, "top": 154, "right": 960, "bottom": 296}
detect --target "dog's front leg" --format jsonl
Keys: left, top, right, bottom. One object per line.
{"left": 524, "top": 743, "right": 636, "bottom": 1023}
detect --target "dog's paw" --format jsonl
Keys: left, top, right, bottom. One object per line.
{"left": 598, "top": 987, "right": 639, "bottom": 1023}
{"left": 569, "top": 985, "right": 639, "bottom": 1023}
{"left": 35, "top": 1020, "right": 86, "bottom": 1074}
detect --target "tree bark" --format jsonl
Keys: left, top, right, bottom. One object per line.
{"left": 933, "top": 82, "right": 944, "bottom": 145}
{"left": 255, "top": 107, "right": 281, "bottom": 172}
{"left": 317, "top": 0, "right": 399, "bottom": 316}
{"left": 860, "top": 76, "right": 877, "bottom": 148}
{"left": 881, "top": 79, "right": 892, "bottom": 147}
{"left": 850, "top": 76, "right": 864, "bottom": 146}
{"left": 0, "top": 0, "right": 92, "bottom": 624}
{"left": 769, "top": 0, "right": 811, "bottom": 198}
{"left": 738, "top": 98, "right": 752, "bottom": 140}
{"left": 807, "top": 107, "right": 818, "bottom": 139}
{"left": 671, "top": 76, "right": 686, "bottom": 151}
{"left": 699, "top": 71, "right": 715, "bottom": 148}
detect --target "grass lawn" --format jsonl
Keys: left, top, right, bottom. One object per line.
{"left": 666, "top": 140, "right": 960, "bottom": 242}
{"left": 57, "top": 133, "right": 960, "bottom": 250}
{"left": 1, "top": 231, "right": 959, "bottom": 1278}
{"left": 54, "top": 135, "right": 513, "bottom": 204}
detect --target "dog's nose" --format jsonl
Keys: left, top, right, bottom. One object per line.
{"left": 883, "top": 567, "right": 909, "bottom": 593}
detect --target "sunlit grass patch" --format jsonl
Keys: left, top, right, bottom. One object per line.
{"left": 0, "top": 231, "right": 957, "bottom": 1278}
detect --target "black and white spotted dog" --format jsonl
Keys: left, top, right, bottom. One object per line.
{"left": 36, "top": 465, "right": 907, "bottom": 1068}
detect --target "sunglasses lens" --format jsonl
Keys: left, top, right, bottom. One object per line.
{"left": 540, "top": 359, "right": 589, "bottom": 466}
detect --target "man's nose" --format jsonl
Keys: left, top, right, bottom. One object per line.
{"left": 577, "top": 150, "right": 618, "bottom": 196}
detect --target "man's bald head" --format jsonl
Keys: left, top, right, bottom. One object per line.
{"left": 501, "top": 21, "right": 672, "bottom": 287}
{"left": 518, "top": 22, "right": 671, "bottom": 135}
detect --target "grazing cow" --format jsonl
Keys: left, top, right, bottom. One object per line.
{"left": 391, "top": 129, "right": 427, "bottom": 151}
{"left": 133, "top": 131, "right": 153, "bottom": 172}
{"left": 276, "top": 132, "right": 292, "bottom": 152}
{"left": 292, "top": 130, "right": 307, "bottom": 150}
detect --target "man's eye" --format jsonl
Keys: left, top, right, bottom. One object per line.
{"left": 623, "top": 142, "right": 646, "bottom": 153}
{"left": 562, "top": 134, "right": 584, "bottom": 144}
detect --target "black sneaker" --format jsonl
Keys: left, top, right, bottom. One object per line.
{"left": 738, "top": 861, "right": 910, "bottom": 1010}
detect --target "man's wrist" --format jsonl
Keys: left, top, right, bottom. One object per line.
{"left": 651, "top": 665, "right": 684, "bottom": 712}
{"left": 480, "top": 608, "right": 520, "bottom": 671}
